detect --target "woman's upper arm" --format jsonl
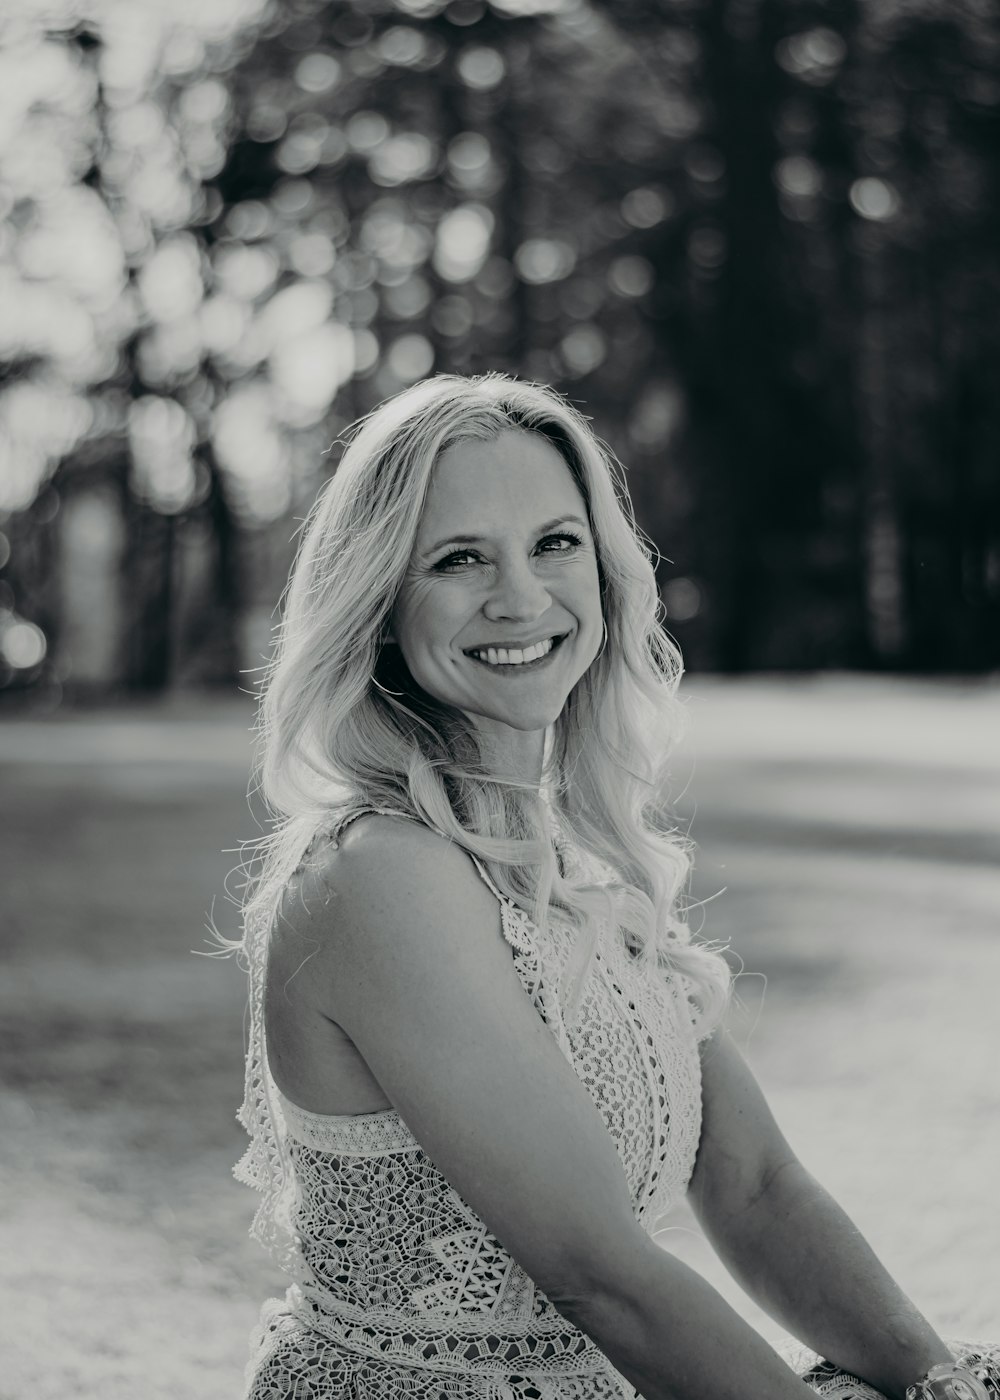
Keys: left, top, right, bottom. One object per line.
{"left": 687, "top": 1029, "right": 800, "bottom": 1240}
{"left": 283, "top": 816, "right": 649, "bottom": 1305}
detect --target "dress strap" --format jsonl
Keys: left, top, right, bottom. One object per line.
{"left": 464, "top": 852, "right": 540, "bottom": 959}
{"left": 464, "top": 852, "right": 569, "bottom": 1052}
{"left": 330, "top": 804, "right": 421, "bottom": 844}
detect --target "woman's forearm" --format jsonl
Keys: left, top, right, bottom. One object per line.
{"left": 707, "top": 1159, "right": 952, "bottom": 1399}
{"left": 558, "top": 1236, "right": 819, "bottom": 1400}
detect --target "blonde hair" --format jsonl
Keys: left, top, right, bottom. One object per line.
{"left": 224, "top": 372, "right": 729, "bottom": 1033}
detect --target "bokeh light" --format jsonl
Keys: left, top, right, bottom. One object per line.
{"left": 608, "top": 256, "right": 655, "bottom": 298}
{"left": 456, "top": 46, "right": 505, "bottom": 89}
{"left": 434, "top": 205, "right": 493, "bottom": 282}
{"left": 212, "top": 385, "right": 292, "bottom": 524}
{"left": 850, "top": 177, "right": 901, "bottom": 222}
{"left": 0, "top": 617, "right": 47, "bottom": 670}
{"left": 514, "top": 238, "right": 576, "bottom": 285}
{"left": 128, "top": 396, "right": 199, "bottom": 514}
{"left": 388, "top": 333, "right": 434, "bottom": 382}
{"left": 776, "top": 28, "right": 847, "bottom": 84}
{"left": 621, "top": 185, "right": 674, "bottom": 229}
{"left": 559, "top": 324, "right": 606, "bottom": 377}
{"left": 664, "top": 576, "right": 703, "bottom": 623}
{"left": 295, "top": 52, "right": 342, "bottom": 94}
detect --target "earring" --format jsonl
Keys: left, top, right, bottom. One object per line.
{"left": 594, "top": 617, "right": 608, "bottom": 660}
{"left": 371, "top": 675, "right": 405, "bottom": 699}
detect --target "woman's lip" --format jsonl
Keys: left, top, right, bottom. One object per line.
{"left": 463, "top": 632, "right": 568, "bottom": 656}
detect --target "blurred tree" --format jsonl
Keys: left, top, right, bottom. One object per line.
{"left": 0, "top": 2, "right": 270, "bottom": 693}
{"left": 0, "top": 0, "right": 998, "bottom": 696}
{"left": 592, "top": 0, "right": 1000, "bottom": 668}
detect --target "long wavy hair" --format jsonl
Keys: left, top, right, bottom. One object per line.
{"left": 224, "top": 372, "right": 729, "bottom": 1034}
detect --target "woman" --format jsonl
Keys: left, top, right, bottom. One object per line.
{"left": 229, "top": 373, "right": 995, "bottom": 1400}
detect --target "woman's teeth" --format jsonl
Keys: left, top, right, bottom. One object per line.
{"left": 470, "top": 637, "right": 557, "bottom": 667}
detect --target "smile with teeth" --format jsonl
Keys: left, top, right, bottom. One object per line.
{"left": 467, "top": 636, "right": 562, "bottom": 667}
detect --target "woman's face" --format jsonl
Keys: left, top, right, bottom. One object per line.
{"left": 389, "top": 428, "right": 604, "bottom": 749}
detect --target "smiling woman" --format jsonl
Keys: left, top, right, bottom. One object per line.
{"left": 386, "top": 430, "right": 604, "bottom": 774}
{"left": 219, "top": 373, "right": 999, "bottom": 1400}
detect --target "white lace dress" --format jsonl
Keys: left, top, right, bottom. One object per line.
{"left": 235, "top": 808, "right": 1000, "bottom": 1400}
{"left": 236, "top": 806, "right": 708, "bottom": 1399}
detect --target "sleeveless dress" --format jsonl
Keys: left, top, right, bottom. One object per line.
{"left": 235, "top": 806, "right": 1000, "bottom": 1400}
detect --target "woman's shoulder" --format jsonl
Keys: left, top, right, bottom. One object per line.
{"left": 330, "top": 807, "right": 463, "bottom": 885}
{"left": 281, "top": 808, "right": 501, "bottom": 944}
{"left": 337, "top": 806, "right": 442, "bottom": 856}
{"left": 282, "top": 807, "right": 436, "bottom": 885}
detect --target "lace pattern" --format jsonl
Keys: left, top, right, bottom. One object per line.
{"left": 278, "top": 1097, "right": 419, "bottom": 1155}
{"left": 779, "top": 1342, "right": 1000, "bottom": 1400}
{"left": 236, "top": 805, "right": 710, "bottom": 1398}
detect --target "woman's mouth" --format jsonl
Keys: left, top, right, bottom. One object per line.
{"left": 465, "top": 634, "right": 568, "bottom": 672}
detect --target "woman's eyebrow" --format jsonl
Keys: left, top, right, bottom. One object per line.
{"left": 422, "top": 514, "right": 589, "bottom": 556}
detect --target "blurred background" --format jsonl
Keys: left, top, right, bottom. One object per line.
{"left": 0, "top": 0, "right": 998, "bottom": 1395}
{"left": 2, "top": 0, "right": 1000, "bottom": 692}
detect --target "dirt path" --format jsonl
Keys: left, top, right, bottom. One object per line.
{"left": 1, "top": 679, "right": 997, "bottom": 1397}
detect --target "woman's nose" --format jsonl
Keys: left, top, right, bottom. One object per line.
{"left": 483, "top": 557, "right": 550, "bottom": 621}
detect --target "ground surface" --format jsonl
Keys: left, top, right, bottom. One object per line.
{"left": 0, "top": 677, "right": 997, "bottom": 1398}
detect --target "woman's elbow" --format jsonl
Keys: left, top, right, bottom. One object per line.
{"left": 533, "top": 1228, "right": 660, "bottom": 1330}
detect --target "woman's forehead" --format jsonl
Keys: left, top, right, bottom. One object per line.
{"left": 419, "top": 430, "right": 586, "bottom": 533}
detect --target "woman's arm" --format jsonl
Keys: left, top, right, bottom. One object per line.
{"left": 280, "top": 815, "right": 818, "bottom": 1400}
{"left": 688, "top": 1030, "right": 953, "bottom": 1399}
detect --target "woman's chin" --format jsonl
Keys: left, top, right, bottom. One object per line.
{"left": 474, "top": 698, "right": 568, "bottom": 734}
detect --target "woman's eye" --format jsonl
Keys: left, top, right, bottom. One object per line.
{"left": 538, "top": 531, "right": 583, "bottom": 553}
{"left": 434, "top": 532, "right": 583, "bottom": 572}
{"left": 435, "top": 550, "right": 480, "bottom": 572}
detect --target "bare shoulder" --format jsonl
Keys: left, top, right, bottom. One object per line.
{"left": 311, "top": 811, "right": 494, "bottom": 910}
{"left": 336, "top": 810, "right": 465, "bottom": 876}
{"left": 275, "top": 812, "right": 503, "bottom": 987}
